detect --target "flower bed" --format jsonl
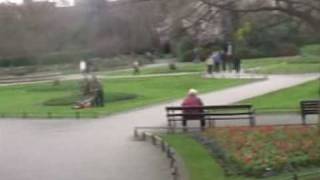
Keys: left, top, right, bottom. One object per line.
{"left": 202, "top": 125, "right": 320, "bottom": 177}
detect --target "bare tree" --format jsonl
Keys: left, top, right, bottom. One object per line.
{"left": 200, "top": 0, "right": 320, "bottom": 32}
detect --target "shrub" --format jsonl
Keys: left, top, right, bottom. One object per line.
{"left": 202, "top": 126, "right": 320, "bottom": 178}
{"left": 0, "top": 57, "right": 34, "bottom": 67}
{"left": 6, "top": 66, "right": 38, "bottom": 76}
{"left": 35, "top": 50, "right": 94, "bottom": 65}
{"left": 177, "top": 36, "right": 195, "bottom": 62}
{"left": 274, "top": 43, "right": 299, "bottom": 57}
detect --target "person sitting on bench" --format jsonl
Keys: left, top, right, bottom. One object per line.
{"left": 181, "top": 89, "right": 205, "bottom": 129}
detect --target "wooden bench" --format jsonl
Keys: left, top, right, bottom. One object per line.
{"left": 166, "top": 104, "right": 256, "bottom": 129}
{"left": 300, "top": 100, "right": 320, "bottom": 125}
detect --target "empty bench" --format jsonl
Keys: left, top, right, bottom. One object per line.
{"left": 166, "top": 104, "right": 256, "bottom": 129}
{"left": 301, "top": 100, "right": 320, "bottom": 124}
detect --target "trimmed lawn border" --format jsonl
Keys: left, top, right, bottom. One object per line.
{"left": 239, "top": 79, "right": 320, "bottom": 113}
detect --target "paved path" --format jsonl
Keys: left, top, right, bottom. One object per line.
{"left": 0, "top": 74, "right": 319, "bottom": 180}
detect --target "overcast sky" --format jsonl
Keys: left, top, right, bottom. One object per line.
{"left": 0, "top": 0, "right": 118, "bottom": 6}
{"left": 0, "top": 0, "right": 74, "bottom": 6}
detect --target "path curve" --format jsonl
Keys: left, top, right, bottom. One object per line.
{"left": 0, "top": 74, "right": 319, "bottom": 180}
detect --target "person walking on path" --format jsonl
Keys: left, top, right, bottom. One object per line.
{"left": 181, "top": 89, "right": 205, "bottom": 129}
{"left": 233, "top": 56, "right": 241, "bottom": 73}
{"left": 206, "top": 55, "right": 214, "bottom": 75}
{"left": 212, "top": 51, "right": 223, "bottom": 73}
{"left": 133, "top": 61, "right": 140, "bottom": 75}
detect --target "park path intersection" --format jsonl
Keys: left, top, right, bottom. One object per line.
{"left": 0, "top": 74, "right": 319, "bottom": 180}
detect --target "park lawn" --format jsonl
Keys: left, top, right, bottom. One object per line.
{"left": 0, "top": 75, "right": 251, "bottom": 118}
{"left": 103, "top": 44, "right": 320, "bottom": 76}
{"left": 163, "top": 134, "right": 320, "bottom": 180}
{"left": 301, "top": 44, "right": 320, "bottom": 57}
{"left": 236, "top": 44, "right": 320, "bottom": 74}
{"left": 240, "top": 80, "right": 319, "bottom": 112}
{"left": 243, "top": 56, "right": 320, "bottom": 74}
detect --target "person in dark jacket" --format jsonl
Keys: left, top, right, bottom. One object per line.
{"left": 233, "top": 56, "right": 241, "bottom": 73}
{"left": 181, "top": 89, "right": 205, "bottom": 129}
{"left": 91, "top": 76, "right": 104, "bottom": 107}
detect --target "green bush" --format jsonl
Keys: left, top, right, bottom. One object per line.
{"left": 177, "top": 36, "right": 195, "bottom": 62}
{"left": 236, "top": 43, "right": 299, "bottom": 59}
{"left": 0, "top": 50, "right": 94, "bottom": 67}
{"left": 274, "top": 43, "right": 299, "bottom": 57}
{"left": 301, "top": 44, "right": 320, "bottom": 56}
{"left": 0, "top": 57, "right": 34, "bottom": 67}
{"left": 36, "top": 50, "right": 94, "bottom": 65}
{"left": 6, "top": 66, "right": 38, "bottom": 76}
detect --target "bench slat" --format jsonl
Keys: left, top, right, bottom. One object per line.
{"left": 167, "top": 112, "right": 254, "bottom": 117}
{"left": 166, "top": 105, "right": 252, "bottom": 111}
{"left": 166, "top": 104, "right": 255, "bottom": 128}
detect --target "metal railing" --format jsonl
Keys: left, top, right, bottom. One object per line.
{"left": 134, "top": 127, "right": 196, "bottom": 180}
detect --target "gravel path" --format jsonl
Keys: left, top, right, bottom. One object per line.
{"left": 0, "top": 74, "right": 318, "bottom": 180}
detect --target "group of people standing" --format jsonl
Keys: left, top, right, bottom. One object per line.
{"left": 206, "top": 48, "right": 241, "bottom": 75}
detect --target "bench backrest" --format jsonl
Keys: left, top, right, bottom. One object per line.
{"left": 166, "top": 104, "right": 252, "bottom": 111}
{"left": 166, "top": 104, "right": 254, "bottom": 119}
{"left": 301, "top": 100, "right": 320, "bottom": 114}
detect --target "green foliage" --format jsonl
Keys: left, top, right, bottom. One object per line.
{"left": 36, "top": 50, "right": 94, "bottom": 65}
{"left": 301, "top": 45, "right": 320, "bottom": 56}
{"left": 203, "top": 126, "right": 320, "bottom": 177}
{"left": 0, "top": 57, "right": 34, "bottom": 67}
{"left": 177, "top": 36, "right": 195, "bottom": 62}
{"left": 0, "top": 50, "right": 94, "bottom": 67}
{"left": 242, "top": 44, "right": 320, "bottom": 74}
{"left": 235, "top": 22, "right": 252, "bottom": 42}
{"left": 235, "top": 20, "right": 301, "bottom": 59}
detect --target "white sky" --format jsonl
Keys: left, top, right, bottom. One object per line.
{"left": 0, "top": 0, "right": 118, "bottom": 6}
{"left": 0, "top": 0, "right": 75, "bottom": 6}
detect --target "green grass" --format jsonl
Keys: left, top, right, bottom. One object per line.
{"left": 240, "top": 80, "right": 320, "bottom": 112}
{"left": 163, "top": 134, "right": 320, "bottom": 180}
{"left": 301, "top": 44, "right": 320, "bottom": 57}
{"left": 103, "top": 44, "right": 320, "bottom": 76}
{"left": 236, "top": 44, "right": 320, "bottom": 74}
{"left": 243, "top": 56, "right": 320, "bottom": 74}
{"left": 0, "top": 75, "right": 251, "bottom": 118}
{"left": 163, "top": 134, "right": 225, "bottom": 180}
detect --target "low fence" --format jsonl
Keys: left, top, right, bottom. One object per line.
{"left": 134, "top": 126, "right": 320, "bottom": 180}
{"left": 134, "top": 127, "right": 198, "bottom": 180}
{"left": 0, "top": 111, "right": 99, "bottom": 119}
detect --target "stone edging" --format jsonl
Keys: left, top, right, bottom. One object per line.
{"left": 134, "top": 128, "right": 187, "bottom": 180}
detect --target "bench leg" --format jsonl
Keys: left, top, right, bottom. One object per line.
{"left": 250, "top": 116, "right": 256, "bottom": 127}
{"left": 168, "top": 120, "right": 175, "bottom": 133}
{"left": 210, "top": 120, "right": 216, "bottom": 128}
{"left": 302, "top": 114, "right": 306, "bottom": 125}
{"left": 200, "top": 119, "right": 206, "bottom": 131}
{"left": 182, "top": 120, "right": 188, "bottom": 132}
